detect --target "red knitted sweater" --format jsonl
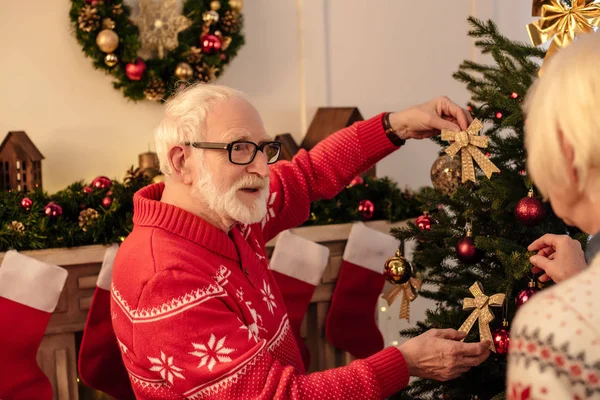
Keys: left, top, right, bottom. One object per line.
{"left": 110, "top": 113, "right": 410, "bottom": 399}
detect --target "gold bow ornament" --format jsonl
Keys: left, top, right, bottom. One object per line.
{"left": 528, "top": 0, "right": 600, "bottom": 73}
{"left": 457, "top": 282, "right": 506, "bottom": 352}
{"left": 383, "top": 276, "right": 423, "bottom": 322}
{"left": 441, "top": 119, "right": 500, "bottom": 183}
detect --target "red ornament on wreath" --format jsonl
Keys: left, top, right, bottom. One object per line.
{"left": 200, "top": 34, "right": 221, "bottom": 54}
{"left": 125, "top": 59, "right": 147, "bottom": 81}
{"left": 91, "top": 176, "right": 112, "bottom": 190}
{"left": 358, "top": 199, "right": 374, "bottom": 220}
{"left": 44, "top": 202, "right": 63, "bottom": 218}
{"left": 516, "top": 280, "right": 539, "bottom": 308}
{"left": 83, "top": 186, "right": 93, "bottom": 194}
{"left": 456, "top": 228, "right": 483, "bottom": 264}
{"left": 415, "top": 212, "right": 431, "bottom": 231}
{"left": 348, "top": 176, "right": 364, "bottom": 187}
{"left": 492, "top": 320, "right": 510, "bottom": 355}
{"left": 20, "top": 197, "right": 33, "bottom": 211}
{"left": 101, "top": 196, "right": 113, "bottom": 208}
{"left": 515, "top": 189, "right": 545, "bottom": 226}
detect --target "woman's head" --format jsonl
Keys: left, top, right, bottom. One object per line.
{"left": 524, "top": 33, "right": 600, "bottom": 233}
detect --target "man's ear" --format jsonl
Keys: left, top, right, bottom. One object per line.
{"left": 559, "top": 132, "right": 579, "bottom": 188}
{"left": 167, "top": 145, "right": 194, "bottom": 185}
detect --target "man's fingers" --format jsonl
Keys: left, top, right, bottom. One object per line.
{"left": 457, "top": 340, "right": 490, "bottom": 357}
{"left": 441, "top": 99, "right": 470, "bottom": 130}
{"left": 435, "top": 329, "right": 467, "bottom": 341}
{"left": 531, "top": 266, "right": 544, "bottom": 275}
{"left": 530, "top": 254, "right": 553, "bottom": 272}
{"left": 538, "top": 273, "right": 552, "bottom": 282}
{"left": 528, "top": 234, "right": 561, "bottom": 251}
{"left": 537, "top": 247, "right": 555, "bottom": 258}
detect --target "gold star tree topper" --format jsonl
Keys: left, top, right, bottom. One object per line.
{"left": 132, "top": 0, "right": 192, "bottom": 60}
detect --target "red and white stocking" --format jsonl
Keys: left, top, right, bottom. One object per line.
{"left": 78, "top": 244, "right": 134, "bottom": 400}
{"left": 326, "top": 222, "right": 400, "bottom": 359}
{"left": 0, "top": 250, "right": 68, "bottom": 399}
{"left": 270, "top": 230, "right": 330, "bottom": 370}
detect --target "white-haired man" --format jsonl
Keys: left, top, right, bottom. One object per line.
{"left": 111, "top": 84, "right": 491, "bottom": 399}
{"left": 507, "top": 33, "right": 600, "bottom": 399}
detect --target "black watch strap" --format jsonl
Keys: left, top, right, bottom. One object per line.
{"left": 383, "top": 112, "right": 406, "bottom": 147}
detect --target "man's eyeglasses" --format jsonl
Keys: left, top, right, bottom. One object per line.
{"left": 184, "top": 140, "right": 282, "bottom": 165}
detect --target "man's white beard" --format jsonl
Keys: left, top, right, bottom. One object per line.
{"left": 194, "top": 162, "right": 269, "bottom": 225}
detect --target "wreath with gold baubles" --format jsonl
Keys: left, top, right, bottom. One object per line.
{"left": 69, "top": 0, "right": 244, "bottom": 102}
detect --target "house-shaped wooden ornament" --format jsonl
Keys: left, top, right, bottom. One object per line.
{"left": 275, "top": 107, "right": 375, "bottom": 177}
{"left": 0, "top": 131, "right": 44, "bottom": 192}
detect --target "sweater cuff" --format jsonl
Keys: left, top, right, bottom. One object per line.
{"left": 358, "top": 112, "right": 402, "bottom": 168}
{"left": 366, "top": 346, "right": 410, "bottom": 398}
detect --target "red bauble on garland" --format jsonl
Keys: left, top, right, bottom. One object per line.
{"left": 516, "top": 280, "right": 539, "bottom": 308}
{"left": 91, "top": 176, "right": 112, "bottom": 190}
{"left": 200, "top": 34, "right": 222, "bottom": 54}
{"left": 44, "top": 202, "right": 63, "bottom": 218}
{"left": 125, "top": 59, "right": 147, "bottom": 81}
{"left": 358, "top": 199, "right": 375, "bottom": 220}
{"left": 101, "top": 196, "right": 113, "bottom": 208}
{"left": 515, "top": 189, "right": 545, "bottom": 226}
{"left": 456, "top": 229, "right": 483, "bottom": 264}
{"left": 83, "top": 186, "right": 93, "bottom": 194}
{"left": 415, "top": 212, "right": 432, "bottom": 231}
{"left": 347, "top": 176, "right": 364, "bottom": 187}
{"left": 20, "top": 197, "right": 33, "bottom": 211}
{"left": 492, "top": 325, "right": 510, "bottom": 355}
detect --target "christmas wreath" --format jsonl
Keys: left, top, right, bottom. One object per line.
{"left": 69, "top": 0, "right": 245, "bottom": 102}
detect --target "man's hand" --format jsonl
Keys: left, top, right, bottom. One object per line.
{"left": 528, "top": 234, "right": 587, "bottom": 283}
{"left": 397, "top": 329, "right": 490, "bottom": 381}
{"left": 389, "top": 96, "right": 473, "bottom": 140}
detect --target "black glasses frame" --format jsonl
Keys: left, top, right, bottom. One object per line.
{"left": 184, "top": 140, "right": 282, "bottom": 165}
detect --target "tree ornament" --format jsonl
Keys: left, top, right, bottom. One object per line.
{"left": 210, "top": 1, "right": 221, "bottom": 11}
{"left": 101, "top": 196, "right": 113, "bottom": 208}
{"left": 456, "top": 227, "right": 483, "bottom": 264}
{"left": 102, "top": 18, "right": 116, "bottom": 30}
{"left": 125, "top": 59, "right": 147, "bottom": 81}
{"left": 220, "top": 10, "right": 241, "bottom": 33}
{"left": 91, "top": 176, "right": 112, "bottom": 190}
{"left": 347, "top": 176, "right": 364, "bottom": 188}
{"left": 20, "top": 197, "right": 33, "bottom": 211}
{"left": 229, "top": 0, "right": 243, "bottom": 12}
{"left": 441, "top": 119, "right": 500, "bottom": 183}
{"left": 415, "top": 212, "right": 431, "bottom": 231}
{"left": 195, "top": 64, "right": 219, "bottom": 82}
{"left": 185, "top": 46, "right": 203, "bottom": 64}
{"left": 96, "top": 29, "right": 119, "bottom": 53}
{"left": 104, "top": 53, "right": 118, "bottom": 67}
{"left": 203, "top": 10, "right": 220, "bottom": 26}
{"left": 144, "top": 76, "right": 167, "bottom": 101}
{"left": 111, "top": 3, "right": 123, "bottom": 15}
{"left": 383, "top": 275, "right": 422, "bottom": 321}
{"left": 458, "top": 281, "right": 506, "bottom": 352}
{"left": 175, "top": 62, "right": 194, "bottom": 80}
{"left": 78, "top": 208, "right": 99, "bottom": 232}
{"left": 430, "top": 154, "right": 461, "bottom": 195}
{"left": 516, "top": 279, "right": 539, "bottom": 308}
{"left": 83, "top": 186, "right": 93, "bottom": 194}
{"left": 7, "top": 221, "right": 25, "bottom": 235}
{"left": 131, "top": 0, "right": 192, "bottom": 60}
{"left": 515, "top": 189, "right": 545, "bottom": 226}
{"left": 510, "top": 92, "right": 519, "bottom": 99}
{"left": 44, "top": 202, "right": 63, "bottom": 218}
{"left": 492, "top": 319, "right": 510, "bottom": 355}
{"left": 358, "top": 199, "right": 375, "bottom": 220}
{"left": 383, "top": 249, "right": 413, "bottom": 285}
{"left": 200, "top": 34, "right": 222, "bottom": 54}
{"left": 496, "top": 112, "right": 503, "bottom": 119}
{"left": 78, "top": 5, "right": 100, "bottom": 33}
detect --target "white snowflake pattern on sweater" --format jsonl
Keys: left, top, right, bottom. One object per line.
{"left": 190, "top": 334, "right": 236, "bottom": 372}
{"left": 148, "top": 351, "right": 186, "bottom": 384}
{"left": 260, "top": 280, "right": 277, "bottom": 314}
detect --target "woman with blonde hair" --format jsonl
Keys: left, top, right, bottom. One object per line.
{"left": 507, "top": 32, "right": 600, "bottom": 399}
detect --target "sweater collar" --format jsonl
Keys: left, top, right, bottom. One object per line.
{"left": 133, "top": 183, "right": 239, "bottom": 261}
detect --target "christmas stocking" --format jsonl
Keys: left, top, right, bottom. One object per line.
{"left": 78, "top": 244, "right": 134, "bottom": 400}
{"left": 270, "top": 230, "right": 330, "bottom": 370}
{"left": 326, "top": 222, "right": 401, "bottom": 359}
{"left": 0, "top": 250, "right": 68, "bottom": 399}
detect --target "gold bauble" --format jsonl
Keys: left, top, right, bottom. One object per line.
{"left": 210, "top": 0, "right": 221, "bottom": 11}
{"left": 96, "top": 29, "right": 120, "bottom": 53}
{"left": 202, "top": 10, "right": 220, "bottom": 25}
{"left": 104, "top": 53, "right": 119, "bottom": 67}
{"left": 175, "top": 62, "right": 194, "bottom": 80}
{"left": 229, "top": 0, "right": 243, "bottom": 12}
{"left": 430, "top": 154, "right": 462, "bottom": 195}
{"left": 383, "top": 249, "right": 413, "bottom": 285}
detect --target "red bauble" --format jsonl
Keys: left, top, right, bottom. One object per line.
{"left": 91, "top": 176, "right": 112, "bottom": 190}
{"left": 515, "top": 189, "right": 545, "bottom": 226}
{"left": 125, "top": 59, "right": 146, "bottom": 81}
{"left": 415, "top": 213, "right": 431, "bottom": 231}
{"left": 456, "top": 230, "right": 483, "bottom": 264}
{"left": 20, "top": 197, "right": 33, "bottom": 211}
{"left": 510, "top": 92, "right": 519, "bottom": 99}
{"left": 492, "top": 328, "right": 510, "bottom": 354}
{"left": 44, "top": 202, "right": 63, "bottom": 217}
{"left": 516, "top": 281, "right": 539, "bottom": 308}
{"left": 496, "top": 112, "right": 503, "bottom": 119}
{"left": 101, "top": 196, "right": 113, "bottom": 208}
{"left": 348, "top": 176, "right": 364, "bottom": 187}
{"left": 200, "top": 34, "right": 222, "bottom": 54}
{"left": 83, "top": 186, "right": 93, "bottom": 194}
{"left": 358, "top": 200, "right": 375, "bottom": 220}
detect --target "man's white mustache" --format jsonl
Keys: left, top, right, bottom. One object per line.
{"left": 232, "top": 176, "right": 269, "bottom": 191}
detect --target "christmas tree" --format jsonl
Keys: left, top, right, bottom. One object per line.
{"left": 389, "top": 16, "right": 588, "bottom": 400}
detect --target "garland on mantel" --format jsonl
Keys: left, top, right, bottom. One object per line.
{"left": 0, "top": 172, "right": 422, "bottom": 252}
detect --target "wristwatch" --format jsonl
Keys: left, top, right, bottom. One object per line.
{"left": 383, "top": 112, "right": 406, "bottom": 147}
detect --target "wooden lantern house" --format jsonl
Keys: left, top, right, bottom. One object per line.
{"left": 0, "top": 131, "right": 44, "bottom": 192}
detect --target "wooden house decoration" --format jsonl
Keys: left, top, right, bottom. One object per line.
{"left": 275, "top": 107, "right": 376, "bottom": 177}
{"left": 0, "top": 131, "right": 44, "bottom": 192}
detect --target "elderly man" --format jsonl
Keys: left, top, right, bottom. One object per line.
{"left": 111, "top": 83, "right": 490, "bottom": 399}
{"left": 507, "top": 33, "right": 600, "bottom": 399}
